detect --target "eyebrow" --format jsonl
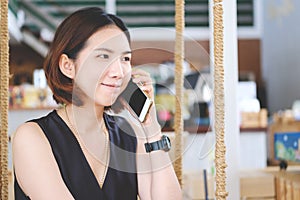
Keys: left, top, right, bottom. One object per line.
{"left": 94, "top": 48, "right": 132, "bottom": 55}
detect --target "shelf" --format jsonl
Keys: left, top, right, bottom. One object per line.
{"left": 9, "top": 106, "right": 57, "bottom": 111}
{"left": 162, "top": 125, "right": 267, "bottom": 134}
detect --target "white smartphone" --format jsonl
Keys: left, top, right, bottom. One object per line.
{"left": 120, "top": 79, "right": 153, "bottom": 122}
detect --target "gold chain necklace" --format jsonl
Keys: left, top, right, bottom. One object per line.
{"left": 64, "top": 105, "right": 110, "bottom": 188}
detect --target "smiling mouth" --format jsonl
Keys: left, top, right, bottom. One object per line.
{"left": 101, "top": 83, "right": 121, "bottom": 88}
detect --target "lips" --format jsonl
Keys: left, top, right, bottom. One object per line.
{"left": 101, "top": 83, "right": 121, "bottom": 88}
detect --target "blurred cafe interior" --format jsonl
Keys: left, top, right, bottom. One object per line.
{"left": 3, "top": 0, "right": 300, "bottom": 199}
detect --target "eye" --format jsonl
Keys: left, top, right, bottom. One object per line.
{"left": 97, "top": 54, "right": 109, "bottom": 59}
{"left": 122, "top": 56, "right": 131, "bottom": 62}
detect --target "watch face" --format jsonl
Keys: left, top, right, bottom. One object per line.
{"left": 162, "top": 135, "right": 171, "bottom": 151}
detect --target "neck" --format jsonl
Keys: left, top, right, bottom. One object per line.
{"left": 65, "top": 103, "right": 105, "bottom": 135}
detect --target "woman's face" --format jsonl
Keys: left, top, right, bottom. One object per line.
{"left": 73, "top": 26, "right": 132, "bottom": 106}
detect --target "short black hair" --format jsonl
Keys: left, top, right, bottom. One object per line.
{"left": 44, "top": 7, "right": 130, "bottom": 108}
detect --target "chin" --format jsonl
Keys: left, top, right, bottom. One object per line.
{"left": 96, "top": 98, "right": 117, "bottom": 107}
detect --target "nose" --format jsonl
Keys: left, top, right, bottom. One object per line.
{"left": 108, "top": 58, "right": 124, "bottom": 79}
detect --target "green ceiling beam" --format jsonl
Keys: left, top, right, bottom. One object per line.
{"left": 32, "top": 1, "right": 105, "bottom": 6}
{"left": 18, "top": 1, "right": 57, "bottom": 31}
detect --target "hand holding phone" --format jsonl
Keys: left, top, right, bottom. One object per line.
{"left": 119, "top": 79, "right": 153, "bottom": 122}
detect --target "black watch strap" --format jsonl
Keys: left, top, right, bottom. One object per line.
{"left": 144, "top": 135, "right": 171, "bottom": 153}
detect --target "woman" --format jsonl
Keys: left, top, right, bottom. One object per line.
{"left": 13, "top": 7, "right": 181, "bottom": 200}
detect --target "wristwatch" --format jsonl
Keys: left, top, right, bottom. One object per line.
{"left": 144, "top": 135, "right": 171, "bottom": 153}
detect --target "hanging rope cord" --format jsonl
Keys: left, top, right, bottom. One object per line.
{"left": 174, "top": 2, "right": 228, "bottom": 198}
{"left": 0, "top": 0, "right": 9, "bottom": 199}
{"left": 174, "top": 0, "right": 184, "bottom": 187}
{"left": 213, "top": 0, "right": 228, "bottom": 199}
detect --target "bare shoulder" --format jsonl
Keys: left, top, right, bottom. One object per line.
{"left": 12, "top": 121, "right": 53, "bottom": 164}
{"left": 12, "top": 122, "right": 47, "bottom": 149}
{"left": 12, "top": 121, "right": 75, "bottom": 199}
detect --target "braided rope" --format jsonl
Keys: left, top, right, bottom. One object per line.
{"left": 213, "top": 0, "right": 228, "bottom": 199}
{"left": 174, "top": 0, "right": 184, "bottom": 186}
{"left": 0, "top": 0, "right": 9, "bottom": 199}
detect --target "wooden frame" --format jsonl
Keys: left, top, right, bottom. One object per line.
{"left": 268, "top": 119, "right": 300, "bottom": 166}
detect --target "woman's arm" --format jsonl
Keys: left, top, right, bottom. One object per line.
{"left": 13, "top": 122, "right": 74, "bottom": 200}
{"left": 125, "top": 69, "right": 181, "bottom": 199}
{"left": 130, "top": 107, "right": 182, "bottom": 200}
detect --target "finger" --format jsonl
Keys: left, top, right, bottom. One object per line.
{"left": 131, "top": 69, "right": 152, "bottom": 86}
{"left": 141, "top": 87, "right": 154, "bottom": 98}
{"left": 132, "top": 77, "right": 154, "bottom": 98}
{"left": 131, "top": 68, "right": 155, "bottom": 98}
{"left": 131, "top": 68, "right": 150, "bottom": 77}
{"left": 131, "top": 67, "right": 150, "bottom": 75}
{"left": 132, "top": 76, "right": 153, "bottom": 86}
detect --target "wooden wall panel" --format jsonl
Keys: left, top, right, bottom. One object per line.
{"left": 238, "top": 39, "right": 262, "bottom": 84}
{"left": 131, "top": 40, "right": 210, "bottom": 71}
{"left": 9, "top": 45, "right": 44, "bottom": 85}
{"left": 132, "top": 39, "right": 261, "bottom": 84}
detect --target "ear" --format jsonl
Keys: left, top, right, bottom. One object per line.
{"left": 59, "top": 54, "right": 75, "bottom": 79}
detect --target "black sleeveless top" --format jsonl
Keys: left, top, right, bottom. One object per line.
{"left": 14, "top": 110, "right": 138, "bottom": 200}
